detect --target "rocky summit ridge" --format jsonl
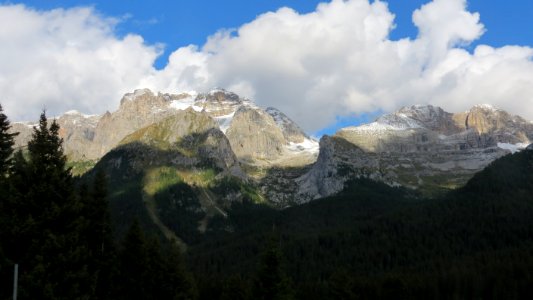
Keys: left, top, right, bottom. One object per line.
{"left": 11, "top": 90, "right": 533, "bottom": 206}
{"left": 296, "top": 104, "right": 533, "bottom": 202}
{"left": 12, "top": 88, "right": 318, "bottom": 166}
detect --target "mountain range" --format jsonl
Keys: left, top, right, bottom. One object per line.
{"left": 7, "top": 87, "right": 533, "bottom": 298}
{"left": 10, "top": 88, "right": 533, "bottom": 240}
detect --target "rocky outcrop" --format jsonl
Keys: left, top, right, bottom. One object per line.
{"left": 118, "top": 108, "right": 244, "bottom": 178}
{"left": 91, "top": 89, "right": 187, "bottom": 158}
{"left": 225, "top": 106, "right": 286, "bottom": 162}
{"left": 296, "top": 104, "right": 533, "bottom": 202}
{"left": 11, "top": 88, "right": 319, "bottom": 166}
{"left": 11, "top": 110, "right": 100, "bottom": 161}
{"left": 265, "top": 107, "right": 308, "bottom": 143}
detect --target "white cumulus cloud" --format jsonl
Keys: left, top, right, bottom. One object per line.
{"left": 2, "top": 0, "right": 533, "bottom": 133}
{"left": 0, "top": 4, "right": 163, "bottom": 120}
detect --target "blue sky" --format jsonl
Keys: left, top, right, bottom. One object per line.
{"left": 2, "top": 0, "right": 533, "bottom": 135}
{"left": 19, "top": 0, "right": 533, "bottom": 69}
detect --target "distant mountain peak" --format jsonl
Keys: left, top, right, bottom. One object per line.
{"left": 471, "top": 103, "right": 500, "bottom": 112}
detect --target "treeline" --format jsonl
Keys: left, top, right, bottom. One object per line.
{"left": 0, "top": 107, "right": 195, "bottom": 299}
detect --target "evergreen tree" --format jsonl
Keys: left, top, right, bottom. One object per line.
{"left": 159, "top": 243, "right": 197, "bottom": 300}
{"left": 0, "top": 104, "right": 17, "bottom": 176}
{"left": 221, "top": 275, "right": 251, "bottom": 300}
{"left": 253, "top": 237, "right": 293, "bottom": 300}
{"left": 117, "top": 220, "right": 151, "bottom": 300}
{"left": 84, "top": 169, "right": 116, "bottom": 299}
{"left": 0, "top": 104, "right": 18, "bottom": 300}
{"left": 117, "top": 220, "right": 198, "bottom": 300}
{"left": 7, "top": 112, "right": 92, "bottom": 299}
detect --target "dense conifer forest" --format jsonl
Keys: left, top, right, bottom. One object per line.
{"left": 1, "top": 105, "right": 533, "bottom": 299}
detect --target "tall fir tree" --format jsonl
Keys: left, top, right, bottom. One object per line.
{"left": 0, "top": 104, "right": 17, "bottom": 176}
{"left": 117, "top": 220, "right": 197, "bottom": 300}
{"left": 117, "top": 219, "right": 151, "bottom": 300}
{"left": 0, "top": 104, "right": 19, "bottom": 299}
{"left": 7, "top": 111, "right": 92, "bottom": 299}
{"left": 82, "top": 169, "right": 116, "bottom": 299}
{"left": 253, "top": 237, "right": 294, "bottom": 300}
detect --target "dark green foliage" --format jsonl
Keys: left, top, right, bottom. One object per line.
{"left": 0, "top": 104, "right": 17, "bottom": 176}
{"left": 154, "top": 182, "right": 205, "bottom": 244}
{"left": 1, "top": 112, "right": 94, "bottom": 299}
{"left": 189, "top": 151, "right": 533, "bottom": 299}
{"left": 0, "top": 104, "right": 17, "bottom": 299}
{"left": 220, "top": 275, "right": 251, "bottom": 300}
{"left": 79, "top": 170, "right": 116, "bottom": 299}
{"left": 116, "top": 220, "right": 197, "bottom": 300}
{"left": 116, "top": 220, "right": 151, "bottom": 299}
{"left": 252, "top": 237, "right": 294, "bottom": 300}
{"left": 0, "top": 109, "right": 200, "bottom": 299}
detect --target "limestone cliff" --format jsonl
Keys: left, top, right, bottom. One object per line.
{"left": 296, "top": 104, "right": 533, "bottom": 202}
{"left": 11, "top": 88, "right": 318, "bottom": 166}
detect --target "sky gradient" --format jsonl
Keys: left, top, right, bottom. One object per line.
{"left": 2, "top": 0, "right": 533, "bottom": 135}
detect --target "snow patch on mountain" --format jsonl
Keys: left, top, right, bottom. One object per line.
{"left": 376, "top": 113, "right": 424, "bottom": 130}
{"left": 497, "top": 142, "right": 530, "bottom": 154}
{"left": 474, "top": 104, "right": 499, "bottom": 112}
{"left": 344, "top": 122, "right": 398, "bottom": 132}
{"left": 63, "top": 110, "right": 99, "bottom": 118}
{"left": 266, "top": 107, "right": 289, "bottom": 127}
{"left": 169, "top": 95, "right": 203, "bottom": 112}
{"left": 287, "top": 138, "right": 319, "bottom": 154}
{"left": 214, "top": 111, "right": 236, "bottom": 134}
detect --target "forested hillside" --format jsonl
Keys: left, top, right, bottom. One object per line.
{"left": 189, "top": 149, "right": 533, "bottom": 299}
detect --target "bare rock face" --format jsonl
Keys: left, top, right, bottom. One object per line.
{"left": 296, "top": 104, "right": 533, "bottom": 202}
{"left": 120, "top": 107, "right": 218, "bottom": 148}
{"left": 119, "top": 108, "right": 243, "bottom": 177}
{"left": 91, "top": 89, "right": 186, "bottom": 158}
{"left": 265, "top": 107, "right": 308, "bottom": 143}
{"left": 225, "top": 106, "right": 286, "bottom": 162}
{"left": 11, "top": 88, "right": 318, "bottom": 172}
{"left": 10, "top": 123, "right": 34, "bottom": 149}
{"left": 57, "top": 111, "right": 100, "bottom": 161}
{"left": 10, "top": 110, "right": 100, "bottom": 161}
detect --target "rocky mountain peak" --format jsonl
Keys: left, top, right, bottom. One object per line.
{"left": 120, "top": 88, "right": 155, "bottom": 105}
{"left": 297, "top": 104, "right": 533, "bottom": 202}
{"left": 265, "top": 107, "right": 309, "bottom": 143}
{"left": 197, "top": 88, "right": 242, "bottom": 103}
{"left": 463, "top": 104, "right": 529, "bottom": 137}
{"left": 370, "top": 104, "right": 460, "bottom": 134}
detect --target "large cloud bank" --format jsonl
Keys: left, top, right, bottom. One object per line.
{"left": 2, "top": 0, "right": 533, "bottom": 132}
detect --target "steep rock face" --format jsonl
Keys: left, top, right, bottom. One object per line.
{"left": 462, "top": 105, "right": 533, "bottom": 144}
{"left": 297, "top": 136, "right": 366, "bottom": 201}
{"left": 297, "top": 104, "right": 533, "bottom": 202}
{"left": 120, "top": 108, "right": 218, "bottom": 148}
{"left": 57, "top": 111, "right": 100, "bottom": 160}
{"left": 91, "top": 89, "right": 186, "bottom": 158}
{"left": 119, "top": 108, "right": 242, "bottom": 176}
{"left": 11, "top": 88, "right": 319, "bottom": 166}
{"left": 225, "top": 106, "right": 286, "bottom": 162}
{"left": 265, "top": 107, "right": 308, "bottom": 143}
{"left": 11, "top": 123, "right": 34, "bottom": 149}
{"left": 10, "top": 111, "right": 100, "bottom": 161}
